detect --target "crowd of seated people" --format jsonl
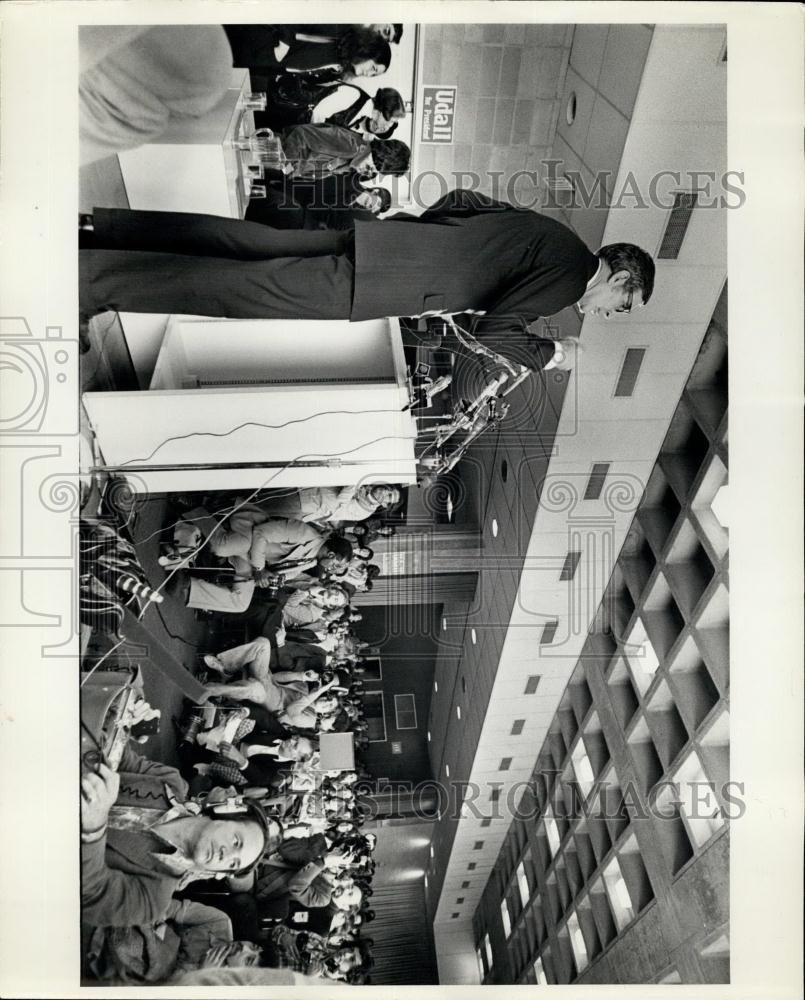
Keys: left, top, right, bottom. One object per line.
{"left": 80, "top": 482, "right": 402, "bottom": 984}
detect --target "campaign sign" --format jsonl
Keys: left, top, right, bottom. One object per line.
{"left": 420, "top": 86, "right": 457, "bottom": 144}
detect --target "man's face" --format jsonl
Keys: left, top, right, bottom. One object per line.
{"left": 577, "top": 269, "right": 644, "bottom": 319}
{"left": 367, "top": 110, "right": 394, "bottom": 135}
{"left": 280, "top": 735, "right": 313, "bottom": 760}
{"left": 319, "top": 550, "right": 350, "bottom": 575}
{"left": 312, "top": 585, "right": 346, "bottom": 610}
{"left": 224, "top": 942, "right": 262, "bottom": 967}
{"left": 353, "top": 189, "right": 383, "bottom": 213}
{"left": 352, "top": 57, "right": 385, "bottom": 78}
{"left": 350, "top": 148, "right": 378, "bottom": 179}
{"left": 372, "top": 485, "right": 399, "bottom": 506}
{"left": 333, "top": 884, "right": 361, "bottom": 910}
{"left": 190, "top": 816, "right": 266, "bottom": 874}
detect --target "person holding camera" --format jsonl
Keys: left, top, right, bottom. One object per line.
{"left": 81, "top": 744, "right": 281, "bottom": 929}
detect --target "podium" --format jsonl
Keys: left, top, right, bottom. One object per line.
{"left": 117, "top": 69, "right": 254, "bottom": 218}
{"left": 83, "top": 316, "right": 418, "bottom": 494}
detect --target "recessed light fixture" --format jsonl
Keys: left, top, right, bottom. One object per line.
{"left": 491, "top": 518, "right": 499, "bottom": 537}
{"left": 434, "top": 680, "right": 438, "bottom": 692}
{"left": 441, "top": 617, "right": 448, "bottom": 631}
{"left": 429, "top": 845, "right": 434, "bottom": 859}
{"left": 427, "top": 730, "right": 432, "bottom": 741}
{"left": 456, "top": 705, "right": 462, "bottom": 720}
{"left": 471, "top": 629, "right": 477, "bottom": 644}
{"left": 445, "top": 764, "right": 450, "bottom": 777}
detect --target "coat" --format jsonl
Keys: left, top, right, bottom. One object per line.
{"left": 81, "top": 747, "right": 191, "bottom": 928}
{"left": 249, "top": 517, "right": 326, "bottom": 572}
{"left": 282, "top": 124, "right": 370, "bottom": 179}
{"left": 255, "top": 859, "right": 332, "bottom": 908}
{"left": 350, "top": 188, "right": 600, "bottom": 325}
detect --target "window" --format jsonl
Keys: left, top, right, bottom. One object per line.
{"left": 394, "top": 693, "right": 417, "bottom": 730}
{"left": 624, "top": 618, "right": 660, "bottom": 685}
{"left": 533, "top": 956, "right": 547, "bottom": 985}
{"left": 614, "top": 347, "right": 647, "bottom": 397}
{"left": 474, "top": 841, "right": 485, "bottom": 850}
{"left": 516, "top": 861, "right": 530, "bottom": 907}
{"left": 560, "top": 551, "right": 581, "bottom": 580}
{"left": 584, "top": 462, "right": 611, "bottom": 500}
{"left": 362, "top": 691, "right": 387, "bottom": 742}
{"left": 567, "top": 911, "right": 588, "bottom": 972}
{"left": 499, "top": 757, "right": 513, "bottom": 771}
{"left": 540, "top": 620, "right": 559, "bottom": 644}
{"left": 484, "top": 932, "right": 494, "bottom": 970}
{"left": 511, "top": 719, "right": 526, "bottom": 735}
{"left": 674, "top": 749, "right": 725, "bottom": 847}
{"left": 359, "top": 657, "right": 382, "bottom": 681}
{"left": 602, "top": 857, "right": 635, "bottom": 931}
{"left": 501, "top": 899, "right": 512, "bottom": 938}
{"left": 658, "top": 191, "right": 699, "bottom": 259}
{"left": 571, "top": 740, "right": 596, "bottom": 798}
{"left": 545, "top": 809, "right": 561, "bottom": 858}
{"left": 524, "top": 675, "right": 541, "bottom": 694}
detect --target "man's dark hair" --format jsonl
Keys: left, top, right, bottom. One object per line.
{"left": 392, "top": 24, "right": 404, "bottom": 44}
{"left": 324, "top": 534, "right": 353, "bottom": 562}
{"left": 370, "top": 139, "right": 410, "bottom": 177}
{"left": 217, "top": 801, "right": 282, "bottom": 876}
{"left": 373, "top": 87, "right": 405, "bottom": 121}
{"left": 367, "top": 187, "right": 391, "bottom": 213}
{"left": 340, "top": 29, "right": 392, "bottom": 73}
{"left": 597, "top": 243, "right": 656, "bottom": 303}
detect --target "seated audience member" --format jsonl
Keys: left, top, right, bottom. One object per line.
{"left": 80, "top": 745, "right": 280, "bottom": 928}
{"left": 281, "top": 585, "right": 350, "bottom": 631}
{"left": 192, "top": 729, "right": 316, "bottom": 793}
{"left": 252, "top": 484, "right": 401, "bottom": 527}
{"left": 345, "top": 520, "right": 396, "bottom": 545}
{"left": 281, "top": 123, "right": 410, "bottom": 180}
{"left": 80, "top": 26, "right": 233, "bottom": 163}
{"left": 85, "top": 901, "right": 258, "bottom": 984}
{"left": 182, "top": 509, "right": 330, "bottom": 575}
{"left": 200, "top": 637, "right": 341, "bottom": 730}
{"left": 256, "top": 851, "right": 363, "bottom": 909}
{"left": 166, "top": 526, "right": 352, "bottom": 616}
{"left": 317, "top": 86, "right": 406, "bottom": 140}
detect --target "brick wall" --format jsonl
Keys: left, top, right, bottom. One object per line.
{"left": 411, "top": 23, "right": 573, "bottom": 209}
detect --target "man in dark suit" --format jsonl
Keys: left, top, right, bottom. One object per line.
{"left": 78, "top": 188, "right": 655, "bottom": 331}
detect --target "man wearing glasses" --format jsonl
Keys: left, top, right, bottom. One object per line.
{"left": 79, "top": 188, "right": 655, "bottom": 350}
{"left": 576, "top": 244, "right": 646, "bottom": 319}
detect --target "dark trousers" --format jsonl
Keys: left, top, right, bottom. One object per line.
{"left": 79, "top": 208, "right": 355, "bottom": 319}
